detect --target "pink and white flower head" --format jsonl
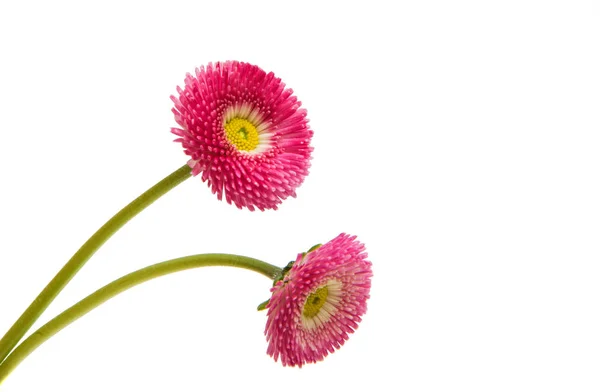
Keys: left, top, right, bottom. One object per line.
{"left": 265, "top": 233, "right": 373, "bottom": 367}
{"left": 171, "top": 61, "right": 313, "bottom": 211}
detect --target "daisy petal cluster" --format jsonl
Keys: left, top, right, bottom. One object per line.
{"left": 171, "top": 61, "right": 313, "bottom": 211}
{"left": 265, "top": 233, "right": 372, "bottom": 367}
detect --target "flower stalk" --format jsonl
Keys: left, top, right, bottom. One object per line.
{"left": 0, "top": 164, "right": 192, "bottom": 364}
{"left": 0, "top": 254, "right": 281, "bottom": 384}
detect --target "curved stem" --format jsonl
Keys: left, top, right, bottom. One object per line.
{"left": 0, "top": 254, "right": 281, "bottom": 383}
{"left": 0, "top": 164, "right": 192, "bottom": 363}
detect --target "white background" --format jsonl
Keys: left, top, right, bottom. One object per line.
{"left": 0, "top": 1, "right": 599, "bottom": 391}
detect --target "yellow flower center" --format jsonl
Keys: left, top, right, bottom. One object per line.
{"left": 224, "top": 117, "right": 259, "bottom": 152}
{"left": 303, "top": 286, "right": 329, "bottom": 319}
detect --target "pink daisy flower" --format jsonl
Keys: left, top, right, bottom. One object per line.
{"left": 171, "top": 61, "right": 313, "bottom": 211}
{"left": 265, "top": 233, "right": 373, "bottom": 367}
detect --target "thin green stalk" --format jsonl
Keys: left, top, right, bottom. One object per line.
{"left": 0, "top": 164, "right": 192, "bottom": 363}
{"left": 0, "top": 254, "right": 281, "bottom": 384}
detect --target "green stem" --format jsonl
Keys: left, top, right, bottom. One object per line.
{"left": 0, "top": 164, "right": 192, "bottom": 363}
{"left": 0, "top": 254, "right": 281, "bottom": 384}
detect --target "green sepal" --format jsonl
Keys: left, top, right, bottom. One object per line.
{"left": 257, "top": 299, "right": 269, "bottom": 311}
{"left": 307, "top": 243, "right": 322, "bottom": 253}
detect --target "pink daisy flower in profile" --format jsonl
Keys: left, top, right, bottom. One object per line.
{"left": 171, "top": 61, "right": 313, "bottom": 211}
{"left": 265, "top": 233, "right": 373, "bottom": 367}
